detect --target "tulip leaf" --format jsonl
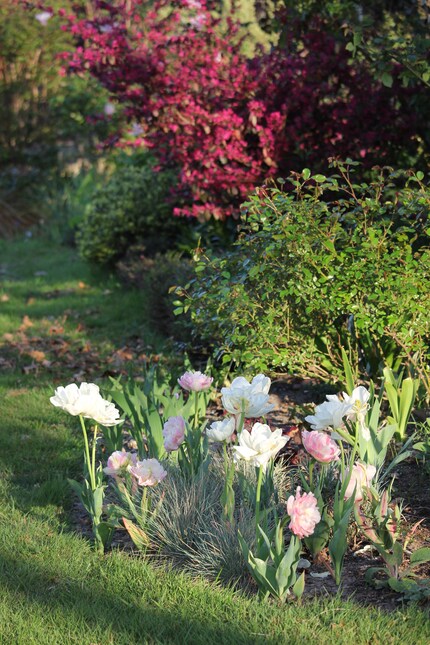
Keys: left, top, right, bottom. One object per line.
{"left": 304, "top": 514, "right": 333, "bottom": 557}
{"left": 238, "top": 530, "right": 250, "bottom": 562}
{"left": 122, "top": 517, "right": 149, "bottom": 552}
{"left": 292, "top": 571, "right": 305, "bottom": 599}
{"left": 95, "top": 521, "right": 114, "bottom": 548}
{"left": 341, "top": 347, "right": 355, "bottom": 396}
{"left": 92, "top": 486, "right": 105, "bottom": 518}
{"left": 275, "top": 551, "right": 295, "bottom": 591}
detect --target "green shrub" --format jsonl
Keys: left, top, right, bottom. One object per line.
{"left": 77, "top": 153, "right": 181, "bottom": 264}
{"left": 179, "top": 162, "right": 430, "bottom": 384}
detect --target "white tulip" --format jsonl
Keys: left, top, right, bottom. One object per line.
{"left": 305, "top": 385, "right": 371, "bottom": 440}
{"left": 232, "top": 423, "right": 288, "bottom": 470}
{"left": 305, "top": 396, "right": 349, "bottom": 431}
{"left": 206, "top": 416, "right": 235, "bottom": 443}
{"left": 50, "top": 382, "right": 121, "bottom": 426}
{"left": 343, "top": 386, "right": 370, "bottom": 421}
{"left": 221, "top": 374, "right": 274, "bottom": 418}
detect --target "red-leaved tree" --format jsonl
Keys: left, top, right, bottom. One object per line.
{"left": 55, "top": 0, "right": 418, "bottom": 219}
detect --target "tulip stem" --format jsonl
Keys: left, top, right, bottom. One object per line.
{"left": 237, "top": 403, "right": 246, "bottom": 436}
{"left": 91, "top": 424, "right": 98, "bottom": 490}
{"left": 333, "top": 425, "right": 355, "bottom": 446}
{"left": 319, "top": 464, "right": 326, "bottom": 493}
{"left": 223, "top": 442, "right": 228, "bottom": 470}
{"left": 309, "top": 461, "right": 315, "bottom": 489}
{"left": 193, "top": 391, "right": 199, "bottom": 431}
{"left": 79, "top": 415, "right": 95, "bottom": 491}
{"left": 255, "top": 464, "right": 264, "bottom": 537}
{"left": 339, "top": 441, "right": 346, "bottom": 483}
{"left": 141, "top": 486, "right": 148, "bottom": 518}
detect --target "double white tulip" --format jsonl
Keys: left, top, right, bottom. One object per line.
{"left": 221, "top": 374, "right": 275, "bottom": 418}
{"left": 50, "top": 382, "right": 121, "bottom": 426}
{"left": 305, "top": 386, "right": 370, "bottom": 439}
{"left": 232, "top": 422, "right": 289, "bottom": 470}
{"left": 206, "top": 416, "right": 236, "bottom": 443}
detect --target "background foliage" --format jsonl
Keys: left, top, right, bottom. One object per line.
{"left": 178, "top": 162, "right": 430, "bottom": 382}
{"left": 56, "top": 0, "right": 428, "bottom": 220}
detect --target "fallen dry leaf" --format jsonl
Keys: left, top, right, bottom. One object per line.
{"left": 26, "top": 297, "right": 36, "bottom": 305}
{"left": 49, "top": 325, "right": 64, "bottom": 335}
{"left": 19, "top": 315, "right": 34, "bottom": 331}
{"left": 0, "top": 294, "right": 10, "bottom": 302}
{"left": 27, "top": 349, "right": 46, "bottom": 362}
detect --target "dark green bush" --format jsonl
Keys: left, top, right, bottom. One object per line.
{"left": 77, "top": 153, "right": 181, "bottom": 264}
{"left": 178, "top": 162, "right": 430, "bottom": 384}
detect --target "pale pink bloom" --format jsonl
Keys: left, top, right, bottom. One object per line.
{"left": 103, "top": 102, "right": 116, "bottom": 116}
{"left": 162, "top": 416, "right": 186, "bottom": 452}
{"left": 302, "top": 430, "right": 340, "bottom": 464}
{"left": 130, "top": 458, "right": 167, "bottom": 487}
{"left": 232, "top": 423, "right": 288, "bottom": 470}
{"left": 178, "top": 370, "right": 213, "bottom": 392}
{"left": 50, "top": 382, "right": 121, "bottom": 426}
{"left": 287, "top": 487, "right": 321, "bottom": 539}
{"left": 206, "top": 416, "right": 235, "bottom": 443}
{"left": 104, "top": 451, "right": 137, "bottom": 477}
{"left": 221, "top": 374, "right": 274, "bottom": 418}
{"left": 35, "top": 12, "right": 52, "bottom": 26}
{"left": 342, "top": 461, "right": 377, "bottom": 501}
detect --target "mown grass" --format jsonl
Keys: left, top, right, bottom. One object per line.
{"left": 0, "top": 237, "right": 164, "bottom": 373}
{"left": 0, "top": 236, "right": 429, "bottom": 645}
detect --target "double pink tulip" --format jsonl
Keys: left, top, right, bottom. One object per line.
{"left": 302, "top": 430, "right": 340, "bottom": 464}
{"left": 178, "top": 371, "right": 213, "bottom": 392}
{"left": 162, "top": 416, "right": 186, "bottom": 452}
{"left": 286, "top": 487, "right": 321, "bottom": 539}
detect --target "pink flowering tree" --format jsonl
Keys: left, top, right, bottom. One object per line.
{"left": 50, "top": 0, "right": 419, "bottom": 220}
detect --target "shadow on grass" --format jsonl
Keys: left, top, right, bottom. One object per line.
{"left": 0, "top": 552, "right": 267, "bottom": 645}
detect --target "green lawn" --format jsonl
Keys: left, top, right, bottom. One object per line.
{"left": 0, "top": 237, "right": 429, "bottom": 645}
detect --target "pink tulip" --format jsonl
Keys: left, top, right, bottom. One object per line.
{"left": 286, "top": 487, "right": 321, "bottom": 539}
{"left": 130, "top": 458, "right": 167, "bottom": 487}
{"left": 104, "top": 450, "right": 137, "bottom": 476}
{"left": 162, "top": 416, "right": 186, "bottom": 452}
{"left": 342, "top": 461, "right": 376, "bottom": 501}
{"left": 302, "top": 430, "right": 340, "bottom": 464}
{"left": 177, "top": 370, "right": 213, "bottom": 392}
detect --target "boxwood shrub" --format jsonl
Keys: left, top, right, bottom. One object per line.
{"left": 77, "top": 153, "right": 180, "bottom": 264}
